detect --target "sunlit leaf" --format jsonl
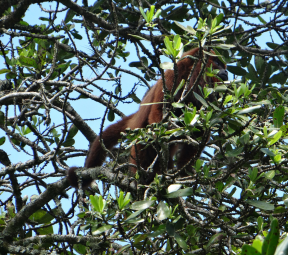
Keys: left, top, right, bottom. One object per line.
{"left": 92, "top": 225, "right": 112, "bottom": 235}
{"left": 157, "top": 201, "right": 170, "bottom": 220}
{"left": 166, "top": 188, "right": 193, "bottom": 198}
{"left": 273, "top": 106, "right": 284, "bottom": 128}
{"left": 131, "top": 200, "right": 155, "bottom": 210}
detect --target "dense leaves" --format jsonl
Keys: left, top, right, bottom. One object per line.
{"left": 1, "top": 0, "right": 288, "bottom": 254}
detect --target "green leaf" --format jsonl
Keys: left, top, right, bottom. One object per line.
{"left": 71, "top": 31, "right": 82, "bottom": 40}
{"left": 22, "top": 126, "right": 31, "bottom": 135}
{"left": 173, "top": 79, "right": 185, "bottom": 96}
{"left": 164, "top": 36, "right": 175, "bottom": 56}
{"left": 90, "top": 195, "right": 101, "bottom": 213}
{"left": 258, "top": 15, "right": 267, "bottom": 24}
{"left": 133, "top": 233, "right": 148, "bottom": 244}
{"left": 131, "top": 200, "right": 155, "bottom": 210}
{"left": 215, "top": 44, "right": 235, "bottom": 49}
{"left": 130, "top": 93, "right": 141, "bottom": 104}
{"left": 107, "top": 109, "right": 115, "bottom": 122}
{"left": 117, "top": 191, "right": 131, "bottom": 210}
{"left": 239, "top": 133, "right": 250, "bottom": 145}
{"left": 153, "top": 9, "right": 162, "bottom": 20}
{"left": 246, "top": 64, "right": 260, "bottom": 82}
{"left": 91, "top": 0, "right": 106, "bottom": 11}
{"left": 65, "top": 9, "right": 75, "bottom": 23}
{"left": 147, "top": 226, "right": 166, "bottom": 238}
{"left": 147, "top": 5, "right": 155, "bottom": 22}
{"left": 184, "top": 111, "right": 193, "bottom": 125}
{"left": 268, "top": 130, "right": 282, "bottom": 146}
{"left": 62, "top": 138, "right": 75, "bottom": 147}
{"left": 173, "top": 34, "right": 181, "bottom": 49}
{"left": 254, "top": 56, "right": 265, "bottom": 73}
{"left": 269, "top": 72, "right": 287, "bottom": 85}
{"left": 257, "top": 216, "right": 264, "bottom": 231}
{"left": 157, "top": 201, "right": 170, "bottom": 220}
{"left": 73, "top": 244, "right": 87, "bottom": 255}
{"left": 117, "top": 244, "right": 130, "bottom": 254}
{"left": 265, "top": 170, "right": 275, "bottom": 180}
{"left": 249, "top": 167, "right": 258, "bottom": 182}
{"left": 0, "top": 69, "right": 11, "bottom": 74}
{"left": 275, "top": 236, "right": 288, "bottom": 255}
{"left": 246, "top": 200, "right": 274, "bottom": 211}
{"left": 125, "top": 209, "right": 145, "bottom": 222}
{"left": 175, "top": 233, "right": 188, "bottom": 251}
{"left": 227, "top": 147, "right": 243, "bottom": 157}
{"left": 227, "top": 65, "right": 247, "bottom": 76}
{"left": 167, "top": 184, "right": 182, "bottom": 193}
{"left": 262, "top": 218, "right": 279, "bottom": 255}
{"left": 273, "top": 106, "right": 284, "bottom": 128}
{"left": 175, "top": 21, "right": 196, "bottom": 35}
{"left": 172, "top": 102, "right": 184, "bottom": 108}
{"left": 92, "top": 225, "right": 112, "bottom": 235}
{"left": 207, "top": 233, "right": 226, "bottom": 250}
{"left": 160, "top": 62, "right": 174, "bottom": 70}
{"left": 0, "top": 111, "right": 5, "bottom": 125}
{"left": 195, "top": 159, "right": 203, "bottom": 172}
{"left": 19, "top": 55, "right": 37, "bottom": 68}
{"left": 215, "top": 13, "right": 224, "bottom": 25}
{"left": 260, "top": 148, "right": 275, "bottom": 157}
{"left": 29, "top": 209, "right": 54, "bottom": 224}
{"left": 0, "top": 137, "right": 5, "bottom": 146}
{"left": 66, "top": 124, "right": 78, "bottom": 140}
{"left": 237, "top": 105, "right": 261, "bottom": 114}
{"left": 241, "top": 244, "right": 261, "bottom": 255}
{"left": 266, "top": 42, "right": 279, "bottom": 49}
{"left": 38, "top": 224, "right": 53, "bottom": 235}
{"left": 193, "top": 92, "right": 208, "bottom": 107}
{"left": 166, "top": 221, "right": 175, "bottom": 236}
{"left": 128, "top": 34, "right": 150, "bottom": 41}
{"left": 214, "top": 85, "right": 227, "bottom": 92}
{"left": 166, "top": 188, "right": 193, "bottom": 198}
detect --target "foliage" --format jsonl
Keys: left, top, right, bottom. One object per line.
{"left": 1, "top": 0, "right": 288, "bottom": 254}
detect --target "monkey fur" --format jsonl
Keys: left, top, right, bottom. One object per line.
{"left": 67, "top": 48, "right": 228, "bottom": 188}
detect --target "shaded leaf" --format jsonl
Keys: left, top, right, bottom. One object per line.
{"left": 166, "top": 221, "right": 175, "bottom": 236}
{"left": 207, "top": 233, "right": 226, "bottom": 250}
{"left": 260, "top": 148, "right": 275, "bottom": 157}
{"left": 193, "top": 92, "right": 208, "bottom": 107}
{"left": 227, "top": 65, "right": 247, "bottom": 76}
{"left": 246, "top": 200, "right": 274, "bottom": 211}
{"left": 175, "top": 233, "right": 188, "bottom": 251}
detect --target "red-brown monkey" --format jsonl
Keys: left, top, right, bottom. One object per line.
{"left": 68, "top": 47, "right": 228, "bottom": 188}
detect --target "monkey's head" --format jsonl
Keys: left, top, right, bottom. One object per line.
{"left": 210, "top": 56, "right": 228, "bottom": 81}
{"left": 181, "top": 48, "right": 228, "bottom": 83}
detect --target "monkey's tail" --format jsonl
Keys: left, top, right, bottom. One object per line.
{"left": 67, "top": 114, "right": 134, "bottom": 188}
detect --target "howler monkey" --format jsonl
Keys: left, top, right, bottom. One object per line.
{"left": 68, "top": 47, "right": 228, "bottom": 188}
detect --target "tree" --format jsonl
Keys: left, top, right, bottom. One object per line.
{"left": 1, "top": 0, "right": 288, "bottom": 254}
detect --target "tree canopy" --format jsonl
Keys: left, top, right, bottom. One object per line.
{"left": 1, "top": 0, "right": 288, "bottom": 254}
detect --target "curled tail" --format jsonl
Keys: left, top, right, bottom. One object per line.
{"left": 67, "top": 114, "right": 134, "bottom": 188}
